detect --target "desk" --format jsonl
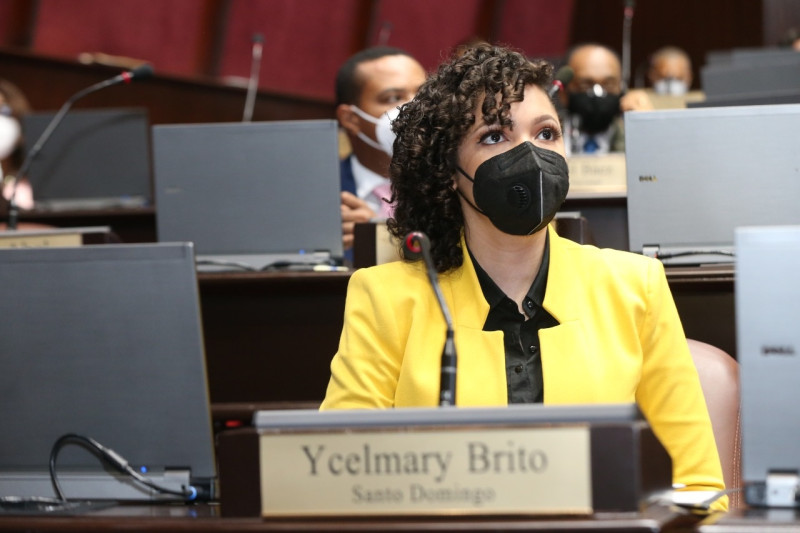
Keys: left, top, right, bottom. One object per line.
{"left": 198, "top": 271, "right": 349, "bottom": 404}
{"left": 0, "top": 502, "right": 699, "bottom": 532}
{"left": 699, "top": 507, "right": 800, "bottom": 531}
{"left": 18, "top": 207, "right": 157, "bottom": 243}
{"left": 198, "top": 265, "right": 736, "bottom": 408}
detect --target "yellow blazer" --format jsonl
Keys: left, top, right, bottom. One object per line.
{"left": 321, "top": 226, "right": 726, "bottom": 506}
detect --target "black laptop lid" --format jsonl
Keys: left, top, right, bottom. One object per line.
{"left": 0, "top": 243, "right": 216, "bottom": 496}
{"left": 22, "top": 107, "right": 152, "bottom": 209}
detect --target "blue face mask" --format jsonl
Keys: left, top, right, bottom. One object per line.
{"left": 457, "top": 141, "right": 570, "bottom": 236}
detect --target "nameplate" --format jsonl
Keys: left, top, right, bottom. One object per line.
{"left": 259, "top": 426, "right": 591, "bottom": 517}
{"left": 567, "top": 153, "right": 627, "bottom": 198}
{"left": 0, "top": 231, "right": 82, "bottom": 248}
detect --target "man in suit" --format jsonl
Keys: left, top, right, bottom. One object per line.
{"left": 560, "top": 43, "right": 652, "bottom": 156}
{"left": 334, "top": 47, "right": 426, "bottom": 251}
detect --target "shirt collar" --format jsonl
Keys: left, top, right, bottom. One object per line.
{"left": 467, "top": 231, "right": 551, "bottom": 316}
{"left": 350, "top": 155, "right": 390, "bottom": 212}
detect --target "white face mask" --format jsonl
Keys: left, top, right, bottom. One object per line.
{"left": 349, "top": 105, "right": 400, "bottom": 156}
{"left": 653, "top": 78, "right": 689, "bottom": 96}
{"left": 0, "top": 114, "right": 21, "bottom": 161}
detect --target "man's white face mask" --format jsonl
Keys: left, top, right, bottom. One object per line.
{"left": 653, "top": 78, "right": 688, "bottom": 96}
{"left": 349, "top": 105, "right": 400, "bottom": 156}
{"left": 0, "top": 113, "right": 21, "bottom": 161}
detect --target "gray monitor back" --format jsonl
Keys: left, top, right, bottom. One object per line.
{"left": 736, "top": 226, "right": 800, "bottom": 507}
{"left": 625, "top": 104, "right": 800, "bottom": 265}
{"left": 22, "top": 108, "right": 152, "bottom": 210}
{"left": 701, "top": 56, "right": 800, "bottom": 97}
{"left": 153, "top": 119, "right": 343, "bottom": 263}
{"left": 0, "top": 243, "right": 216, "bottom": 501}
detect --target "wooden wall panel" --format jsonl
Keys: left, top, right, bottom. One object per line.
{"left": 370, "top": 0, "right": 485, "bottom": 72}
{"left": 569, "top": 0, "right": 764, "bottom": 90}
{"left": 32, "top": 0, "right": 220, "bottom": 77}
{"left": 217, "top": 0, "right": 367, "bottom": 101}
{"left": 496, "top": 0, "right": 576, "bottom": 60}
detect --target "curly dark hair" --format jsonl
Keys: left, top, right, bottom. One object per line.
{"left": 386, "top": 43, "right": 554, "bottom": 272}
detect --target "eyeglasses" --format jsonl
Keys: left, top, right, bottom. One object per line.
{"left": 571, "top": 79, "right": 621, "bottom": 96}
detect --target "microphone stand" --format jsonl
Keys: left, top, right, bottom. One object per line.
{"left": 621, "top": 0, "right": 635, "bottom": 90}
{"left": 405, "top": 232, "right": 457, "bottom": 406}
{"left": 5, "top": 65, "right": 153, "bottom": 230}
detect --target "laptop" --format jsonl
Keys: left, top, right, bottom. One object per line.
{"left": 625, "top": 104, "right": 800, "bottom": 265}
{"left": 0, "top": 243, "right": 217, "bottom": 505}
{"left": 736, "top": 226, "right": 800, "bottom": 508}
{"left": 153, "top": 119, "right": 344, "bottom": 271}
{"left": 22, "top": 107, "right": 152, "bottom": 211}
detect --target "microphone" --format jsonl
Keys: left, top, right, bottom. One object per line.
{"left": 548, "top": 66, "right": 574, "bottom": 98}
{"left": 403, "top": 232, "right": 457, "bottom": 407}
{"left": 5, "top": 63, "right": 155, "bottom": 230}
{"left": 242, "top": 33, "right": 264, "bottom": 122}
{"left": 621, "top": 0, "right": 636, "bottom": 90}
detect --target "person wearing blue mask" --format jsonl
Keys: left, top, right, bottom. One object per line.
{"left": 321, "top": 43, "right": 726, "bottom": 511}
{"left": 334, "top": 47, "right": 426, "bottom": 251}
{"left": 560, "top": 43, "right": 652, "bottom": 156}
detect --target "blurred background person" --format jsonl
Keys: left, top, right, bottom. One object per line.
{"left": 560, "top": 43, "right": 653, "bottom": 156}
{"left": 647, "top": 46, "right": 693, "bottom": 96}
{"left": 0, "top": 78, "right": 34, "bottom": 212}
{"left": 334, "top": 46, "right": 426, "bottom": 252}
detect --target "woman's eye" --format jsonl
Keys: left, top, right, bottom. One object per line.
{"left": 536, "top": 127, "right": 560, "bottom": 141}
{"left": 480, "top": 130, "right": 506, "bottom": 145}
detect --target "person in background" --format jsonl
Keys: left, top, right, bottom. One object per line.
{"left": 320, "top": 43, "right": 726, "bottom": 510}
{"left": 334, "top": 46, "right": 426, "bottom": 251}
{"left": 0, "top": 78, "right": 34, "bottom": 211}
{"left": 648, "top": 46, "right": 693, "bottom": 96}
{"left": 560, "top": 43, "right": 652, "bottom": 155}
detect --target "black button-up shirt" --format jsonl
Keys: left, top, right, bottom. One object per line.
{"left": 469, "top": 235, "right": 559, "bottom": 403}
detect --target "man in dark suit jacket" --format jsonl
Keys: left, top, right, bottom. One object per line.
{"left": 334, "top": 47, "right": 425, "bottom": 251}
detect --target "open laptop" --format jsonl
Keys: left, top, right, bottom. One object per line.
{"left": 625, "top": 104, "right": 800, "bottom": 265}
{"left": 22, "top": 108, "right": 152, "bottom": 211}
{"left": 0, "top": 243, "right": 217, "bottom": 507}
{"left": 736, "top": 226, "right": 800, "bottom": 508}
{"left": 153, "top": 119, "right": 343, "bottom": 271}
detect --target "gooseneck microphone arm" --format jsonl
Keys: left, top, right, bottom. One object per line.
{"left": 404, "top": 232, "right": 457, "bottom": 406}
{"left": 5, "top": 63, "right": 154, "bottom": 230}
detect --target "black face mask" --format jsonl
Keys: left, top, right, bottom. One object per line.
{"left": 457, "top": 142, "right": 570, "bottom": 236}
{"left": 567, "top": 92, "right": 622, "bottom": 134}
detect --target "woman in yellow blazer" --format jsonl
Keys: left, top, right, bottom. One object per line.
{"left": 321, "top": 43, "right": 726, "bottom": 510}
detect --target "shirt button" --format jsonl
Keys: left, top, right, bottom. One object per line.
{"left": 514, "top": 365, "right": 523, "bottom": 374}
{"left": 529, "top": 345, "right": 536, "bottom": 353}
{"left": 525, "top": 299, "right": 534, "bottom": 310}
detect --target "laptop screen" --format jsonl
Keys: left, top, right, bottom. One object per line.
{"left": 736, "top": 226, "right": 800, "bottom": 507}
{"left": 22, "top": 107, "right": 152, "bottom": 210}
{"left": 0, "top": 243, "right": 216, "bottom": 501}
{"left": 625, "top": 104, "right": 800, "bottom": 265}
{"left": 153, "top": 119, "right": 343, "bottom": 267}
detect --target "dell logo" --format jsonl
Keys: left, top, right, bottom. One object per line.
{"left": 638, "top": 175, "right": 657, "bottom": 182}
{"left": 761, "top": 345, "right": 795, "bottom": 356}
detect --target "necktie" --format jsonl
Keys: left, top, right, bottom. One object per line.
{"left": 372, "top": 181, "right": 394, "bottom": 218}
{"left": 583, "top": 137, "right": 599, "bottom": 154}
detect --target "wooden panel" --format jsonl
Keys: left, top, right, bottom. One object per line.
{"left": 497, "top": 0, "right": 576, "bottom": 60}
{"left": 372, "top": 0, "right": 486, "bottom": 71}
{"left": 217, "top": 0, "right": 369, "bottom": 101}
{"left": 0, "top": 49, "right": 335, "bottom": 125}
{"left": 32, "top": 0, "right": 221, "bottom": 77}
{"left": 569, "top": 0, "right": 765, "bottom": 90}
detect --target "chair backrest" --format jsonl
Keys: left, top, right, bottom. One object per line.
{"left": 687, "top": 338, "right": 742, "bottom": 508}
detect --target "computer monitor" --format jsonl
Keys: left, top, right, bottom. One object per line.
{"left": 153, "top": 119, "right": 343, "bottom": 270}
{"left": 22, "top": 107, "right": 152, "bottom": 210}
{"left": 736, "top": 225, "right": 800, "bottom": 508}
{"left": 0, "top": 243, "right": 216, "bottom": 502}
{"left": 624, "top": 104, "right": 800, "bottom": 265}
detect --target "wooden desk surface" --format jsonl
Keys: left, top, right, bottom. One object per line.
{"left": 699, "top": 506, "right": 800, "bottom": 531}
{"left": 0, "top": 502, "right": 698, "bottom": 532}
